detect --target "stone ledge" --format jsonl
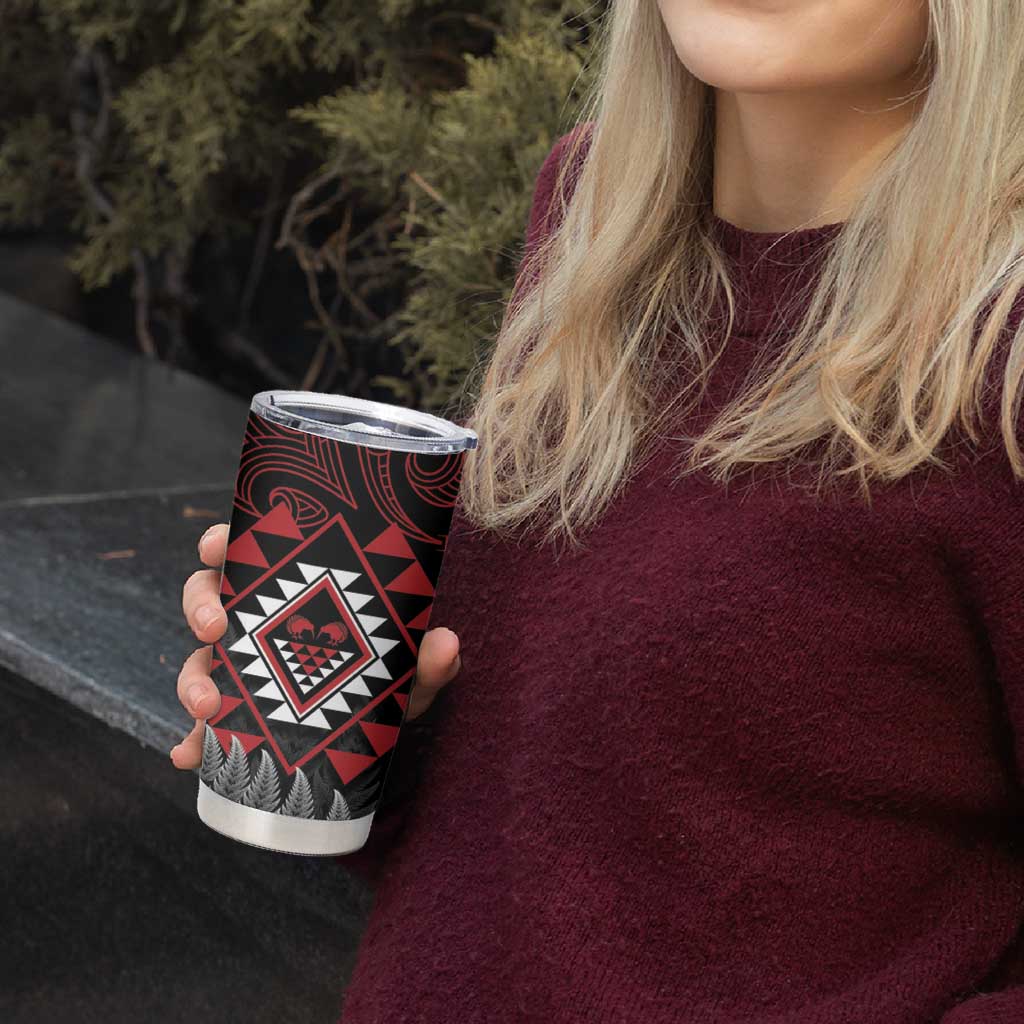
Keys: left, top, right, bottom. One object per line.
{"left": 0, "top": 292, "right": 247, "bottom": 752}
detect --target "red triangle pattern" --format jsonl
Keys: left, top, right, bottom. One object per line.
{"left": 386, "top": 560, "right": 434, "bottom": 597}
{"left": 220, "top": 574, "right": 236, "bottom": 597}
{"left": 225, "top": 530, "right": 269, "bottom": 568}
{"left": 365, "top": 523, "right": 417, "bottom": 560}
{"left": 326, "top": 749, "right": 378, "bottom": 785}
{"left": 405, "top": 604, "right": 433, "bottom": 631}
{"left": 208, "top": 694, "right": 243, "bottom": 726}
{"left": 360, "top": 721, "right": 399, "bottom": 757}
{"left": 393, "top": 691, "right": 409, "bottom": 713}
{"left": 294, "top": 654, "right": 332, "bottom": 678}
{"left": 212, "top": 727, "right": 265, "bottom": 755}
{"left": 252, "top": 502, "right": 304, "bottom": 540}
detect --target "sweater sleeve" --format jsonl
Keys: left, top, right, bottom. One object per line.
{"left": 336, "top": 127, "right": 585, "bottom": 888}
{"left": 939, "top": 354, "right": 1024, "bottom": 1021}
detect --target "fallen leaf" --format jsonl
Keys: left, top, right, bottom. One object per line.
{"left": 182, "top": 506, "right": 221, "bottom": 519}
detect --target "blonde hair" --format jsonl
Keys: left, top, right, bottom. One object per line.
{"left": 455, "top": 0, "right": 1024, "bottom": 549}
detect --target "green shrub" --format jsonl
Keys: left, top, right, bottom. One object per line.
{"left": 0, "top": 0, "right": 602, "bottom": 410}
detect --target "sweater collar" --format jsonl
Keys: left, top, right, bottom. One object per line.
{"left": 707, "top": 211, "right": 845, "bottom": 339}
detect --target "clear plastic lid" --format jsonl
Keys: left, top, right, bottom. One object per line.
{"left": 251, "top": 390, "right": 478, "bottom": 455}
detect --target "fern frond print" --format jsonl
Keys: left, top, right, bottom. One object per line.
{"left": 212, "top": 735, "right": 250, "bottom": 803}
{"left": 327, "top": 788, "right": 353, "bottom": 821}
{"left": 242, "top": 749, "right": 282, "bottom": 812}
{"left": 200, "top": 725, "right": 224, "bottom": 785}
{"left": 279, "top": 766, "right": 316, "bottom": 819}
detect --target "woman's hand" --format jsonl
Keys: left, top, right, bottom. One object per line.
{"left": 169, "top": 522, "right": 461, "bottom": 769}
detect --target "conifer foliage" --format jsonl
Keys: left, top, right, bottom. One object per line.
{"left": 0, "top": 0, "right": 603, "bottom": 407}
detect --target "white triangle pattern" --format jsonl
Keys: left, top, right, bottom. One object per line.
{"left": 331, "top": 568, "right": 361, "bottom": 589}
{"left": 341, "top": 677, "right": 372, "bottom": 697}
{"left": 371, "top": 636, "right": 400, "bottom": 657}
{"left": 252, "top": 679, "right": 284, "bottom": 700}
{"left": 236, "top": 611, "right": 265, "bottom": 634}
{"left": 268, "top": 702, "right": 297, "bottom": 723}
{"left": 343, "top": 590, "right": 374, "bottom": 612}
{"left": 277, "top": 578, "right": 306, "bottom": 600}
{"left": 228, "top": 634, "right": 258, "bottom": 656}
{"left": 241, "top": 656, "right": 273, "bottom": 679}
{"left": 322, "top": 691, "right": 352, "bottom": 713}
{"left": 257, "top": 594, "right": 286, "bottom": 617}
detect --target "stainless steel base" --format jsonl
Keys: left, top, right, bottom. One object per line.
{"left": 197, "top": 781, "right": 374, "bottom": 856}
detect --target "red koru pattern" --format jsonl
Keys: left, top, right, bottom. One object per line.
{"left": 204, "top": 409, "right": 466, "bottom": 820}
{"left": 233, "top": 410, "right": 465, "bottom": 543}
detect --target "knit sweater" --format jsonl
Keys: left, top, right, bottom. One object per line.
{"left": 336, "top": 124, "right": 1024, "bottom": 1024}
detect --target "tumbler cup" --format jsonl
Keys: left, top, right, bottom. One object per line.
{"left": 196, "top": 390, "right": 477, "bottom": 855}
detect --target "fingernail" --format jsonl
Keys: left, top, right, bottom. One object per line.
{"left": 188, "top": 685, "right": 209, "bottom": 715}
{"left": 199, "top": 525, "right": 218, "bottom": 548}
{"left": 195, "top": 605, "right": 218, "bottom": 630}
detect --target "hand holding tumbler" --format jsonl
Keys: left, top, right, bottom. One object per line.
{"left": 194, "top": 391, "right": 477, "bottom": 855}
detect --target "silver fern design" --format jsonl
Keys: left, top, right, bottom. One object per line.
{"left": 200, "top": 725, "right": 355, "bottom": 820}
{"left": 242, "top": 749, "right": 281, "bottom": 811}
{"left": 279, "top": 766, "right": 315, "bottom": 818}
{"left": 328, "top": 788, "right": 353, "bottom": 820}
{"left": 200, "top": 724, "right": 224, "bottom": 785}
{"left": 212, "top": 734, "right": 250, "bottom": 803}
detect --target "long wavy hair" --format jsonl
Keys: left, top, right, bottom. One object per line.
{"left": 456, "top": 0, "right": 1024, "bottom": 549}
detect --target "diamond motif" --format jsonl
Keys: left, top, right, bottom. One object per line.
{"left": 214, "top": 513, "right": 415, "bottom": 772}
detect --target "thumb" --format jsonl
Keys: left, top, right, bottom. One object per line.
{"left": 406, "top": 627, "right": 461, "bottom": 720}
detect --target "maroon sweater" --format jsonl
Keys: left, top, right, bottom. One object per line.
{"left": 337, "top": 125, "right": 1024, "bottom": 1023}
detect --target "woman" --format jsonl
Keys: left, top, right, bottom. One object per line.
{"left": 173, "top": 1, "right": 1024, "bottom": 1020}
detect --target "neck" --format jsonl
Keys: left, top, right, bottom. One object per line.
{"left": 713, "top": 79, "right": 926, "bottom": 233}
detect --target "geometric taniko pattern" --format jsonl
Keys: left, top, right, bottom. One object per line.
{"left": 213, "top": 513, "right": 416, "bottom": 776}
{"left": 202, "top": 409, "right": 466, "bottom": 822}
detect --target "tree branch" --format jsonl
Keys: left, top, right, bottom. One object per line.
{"left": 69, "top": 46, "right": 157, "bottom": 358}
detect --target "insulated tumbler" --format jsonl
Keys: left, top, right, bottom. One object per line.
{"left": 196, "top": 390, "right": 478, "bottom": 855}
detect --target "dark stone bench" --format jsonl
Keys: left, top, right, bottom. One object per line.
{"left": 0, "top": 291, "right": 247, "bottom": 749}
{"left": 0, "top": 294, "right": 373, "bottom": 1023}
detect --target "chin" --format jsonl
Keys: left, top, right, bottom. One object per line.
{"left": 673, "top": 41, "right": 830, "bottom": 94}
{"left": 682, "top": 53, "right": 824, "bottom": 95}
{"left": 656, "top": 0, "right": 929, "bottom": 95}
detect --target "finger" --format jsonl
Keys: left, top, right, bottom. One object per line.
{"left": 170, "top": 717, "right": 205, "bottom": 770}
{"left": 416, "top": 627, "right": 461, "bottom": 687}
{"left": 182, "top": 568, "right": 227, "bottom": 643}
{"left": 407, "top": 627, "right": 461, "bottom": 720}
{"left": 198, "top": 523, "right": 229, "bottom": 568}
{"left": 176, "top": 646, "right": 222, "bottom": 720}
